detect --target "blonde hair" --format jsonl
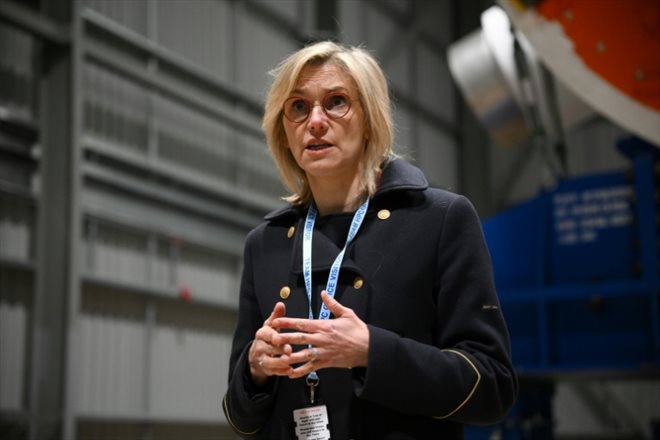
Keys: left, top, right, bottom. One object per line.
{"left": 262, "top": 41, "right": 394, "bottom": 206}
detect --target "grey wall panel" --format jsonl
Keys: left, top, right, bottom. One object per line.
{"left": 416, "top": 0, "right": 453, "bottom": 47}
{"left": 235, "top": 9, "right": 299, "bottom": 102}
{"left": 81, "top": 218, "right": 242, "bottom": 310}
{"left": 416, "top": 43, "right": 454, "bottom": 125}
{"left": 384, "top": 47, "right": 412, "bottom": 99}
{"left": 378, "top": 0, "right": 410, "bottom": 16}
{"left": 417, "top": 121, "right": 457, "bottom": 190}
{"left": 336, "top": 0, "right": 366, "bottom": 45}
{"left": 0, "top": 23, "right": 35, "bottom": 120}
{"left": 235, "top": 132, "right": 284, "bottom": 198}
{"left": 149, "top": 300, "right": 235, "bottom": 420}
{"left": 83, "top": 0, "right": 147, "bottom": 36}
{"left": 0, "top": 195, "right": 33, "bottom": 261}
{"left": 155, "top": 94, "right": 233, "bottom": 179}
{"left": 81, "top": 185, "right": 247, "bottom": 258}
{"left": 85, "top": 223, "right": 149, "bottom": 287}
{"left": 149, "top": 326, "right": 229, "bottom": 419}
{"left": 83, "top": 62, "right": 150, "bottom": 156}
{"left": 251, "top": 0, "right": 303, "bottom": 25}
{"left": 0, "top": 269, "right": 30, "bottom": 411}
{"left": 77, "top": 287, "right": 147, "bottom": 417}
{"left": 77, "top": 313, "right": 146, "bottom": 416}
{"left": 156, "top": 0, "right": 233, "bottom": 82}
{"left": 177, "top": 244, "right": 239, "bottom": 306}
{"left": 365, "top": 4, "right": 412, "bottom": 93}
{"left": 392, "top": 104, "right": 415, "bottom": 158}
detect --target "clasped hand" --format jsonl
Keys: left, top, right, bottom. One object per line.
{"left": 248, "top": 291, "right": 369, "bottom": 384}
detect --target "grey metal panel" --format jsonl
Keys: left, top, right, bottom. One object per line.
{"left": 376, "top": 0, "right": 410, "bottom": 16}
{"left": 0, "top": 300, "right": 27, "bottom": 410}
{"left": 148, "top": 324, "right": 232, "bottom": 420}
{"left": 77, "top": 309, "right": 146, "bottom": 417}
{"left": 0, "top": 195, "right": 33, "bottom": 262}
{"left": 251, "top": 0, "right": 302, "bottom": 24}
{"left": 81, "top": 183, "right": 248, "bottom": 258}
{"left": 149, "top": 298, "right": 235, "bottom": 421}
{"left": 392, "top": 105, "right": 415, "bottom": 159}
{"left": 0, "top": 268, "right": 31, "bottom": 412}
{"left": 364, "top": 0, "right": 447, "bottom": 61}
{"left": 241, "top": 0, "right": 309, "bottom": 44}
{"left": 416, "top": 42, "right": 455, "bottom": 125}
{"left": 83, "top": 62, "right": 150, "bottom": 155}
{"left": 234, "top": 7, "right": 300, "bottom": 102}
{"left": 83, "top": 0, "right": 147, "bottom": 36}
{"left": 81, "top": 8, "right": 264, "bottom": 118}
{"left": 384, "top": 47, "right": 413, "bottom": 100}
{"left": 80, "top": 217, "right": 240, "bottom": 309}
{"left": 0, "top": 23, "right": 36, "bottom": 122}
{"left": 155, "top": 0, "right": 233, "bottom": 82}
{"left": 82, "top": 135, "right": 278, "bottom": 220}
{"left": 83, "top": 40, "right": 264, "bottom": 140}
{"left": 417, "top": 120, "right": 458, "bottom": 191}
{"left": 336, "top": 0, "right": 366, "bottom": 45}
{"left": 415, "top": 0, "right": 454, "bottom": 47}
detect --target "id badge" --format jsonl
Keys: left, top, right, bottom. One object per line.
{"left": 293, "top": 405, "right": 331, "bottom": 440}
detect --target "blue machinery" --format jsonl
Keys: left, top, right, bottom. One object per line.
{"left": 468, "top": 137, "right": 660, "bottom": 439}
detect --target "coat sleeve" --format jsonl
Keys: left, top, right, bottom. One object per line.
{"left": 222, "top": 229, "right": 280, "bottom": 437}
{"left": 354, "top": 195, "right": 518, "bottom": 424}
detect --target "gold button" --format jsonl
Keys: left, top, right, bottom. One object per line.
{"left": 377, "top": 209, "right": 390, "bottom": 220}
{"left": 279, "top": 286, "right": 291, "bottom": 299}
{"left": 287, "top": 226, "right": 295, "bottom": 238}
{"left": 353, "top": 277, "right": 364, "bottom": 290}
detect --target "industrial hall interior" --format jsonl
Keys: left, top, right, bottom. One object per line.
{"left": 0, "top": 0, "right": 658, "bottom": 439}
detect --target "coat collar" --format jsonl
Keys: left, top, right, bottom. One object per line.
{"left": 263, "top": 158, "right": 428, "bottom": 221}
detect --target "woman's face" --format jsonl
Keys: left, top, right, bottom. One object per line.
{"left": 282, "top": 62, "right": 367, "bottom": 183}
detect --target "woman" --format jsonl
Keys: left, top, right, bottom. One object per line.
{"left": 223, "top": 41, "right": 517, "bottom": 439}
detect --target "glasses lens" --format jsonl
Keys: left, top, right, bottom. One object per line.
{"left": 323, "top": 94, "right": 350, "bottom": 118}
{"left": 284, "top": 98, "right": 310, "bottom": 122}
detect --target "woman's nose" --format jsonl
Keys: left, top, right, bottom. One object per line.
{"left": 307, "top": 105, "right": 329, "bottom": 134}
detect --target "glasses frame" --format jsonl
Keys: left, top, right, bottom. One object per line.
{"left": 282, "top": 92, "right": 360, "bottom": 123}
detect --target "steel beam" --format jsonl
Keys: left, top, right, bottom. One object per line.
{"left": 28, "top": 5, "right": 72, "bottom": 440}
{"left": 0, "top": 0, "right": 68, "bottom": 45}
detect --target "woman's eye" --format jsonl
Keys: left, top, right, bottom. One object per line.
{"left": 325, "top": 94, "right": 348, "bottom": 109}
{"left": 291, "top": 100, "right": 308, "bottom": 112}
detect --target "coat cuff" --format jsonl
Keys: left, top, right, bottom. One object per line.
{"left": 353, "top": 324, "right": 395, "bottom": 398}
{"left": 224, "top": 343, "right": 278, "bottom": 436}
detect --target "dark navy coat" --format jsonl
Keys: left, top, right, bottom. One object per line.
{"left": 223, "top": 159, "right": 517, "bottom": 439}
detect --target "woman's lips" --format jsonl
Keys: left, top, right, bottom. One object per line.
{"left": 306, "top": 143, "right": 333, "bottom": 151}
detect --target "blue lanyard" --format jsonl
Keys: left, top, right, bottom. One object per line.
{"left": 302, "top": 198, "right": 369, "bottom": 322}
{"left": 302, "top": 198, "right": 368, "bottom": 385}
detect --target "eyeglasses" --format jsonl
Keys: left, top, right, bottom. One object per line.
{"left": 283, "top": 92, "right": 359, "bottom": 123}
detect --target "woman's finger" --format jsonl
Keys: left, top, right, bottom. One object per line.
{"left": 264, "top": 301, "right": 286, "bottom": 326}
{"left": 320, "top": 290, "right": 348, "bottom": 317}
